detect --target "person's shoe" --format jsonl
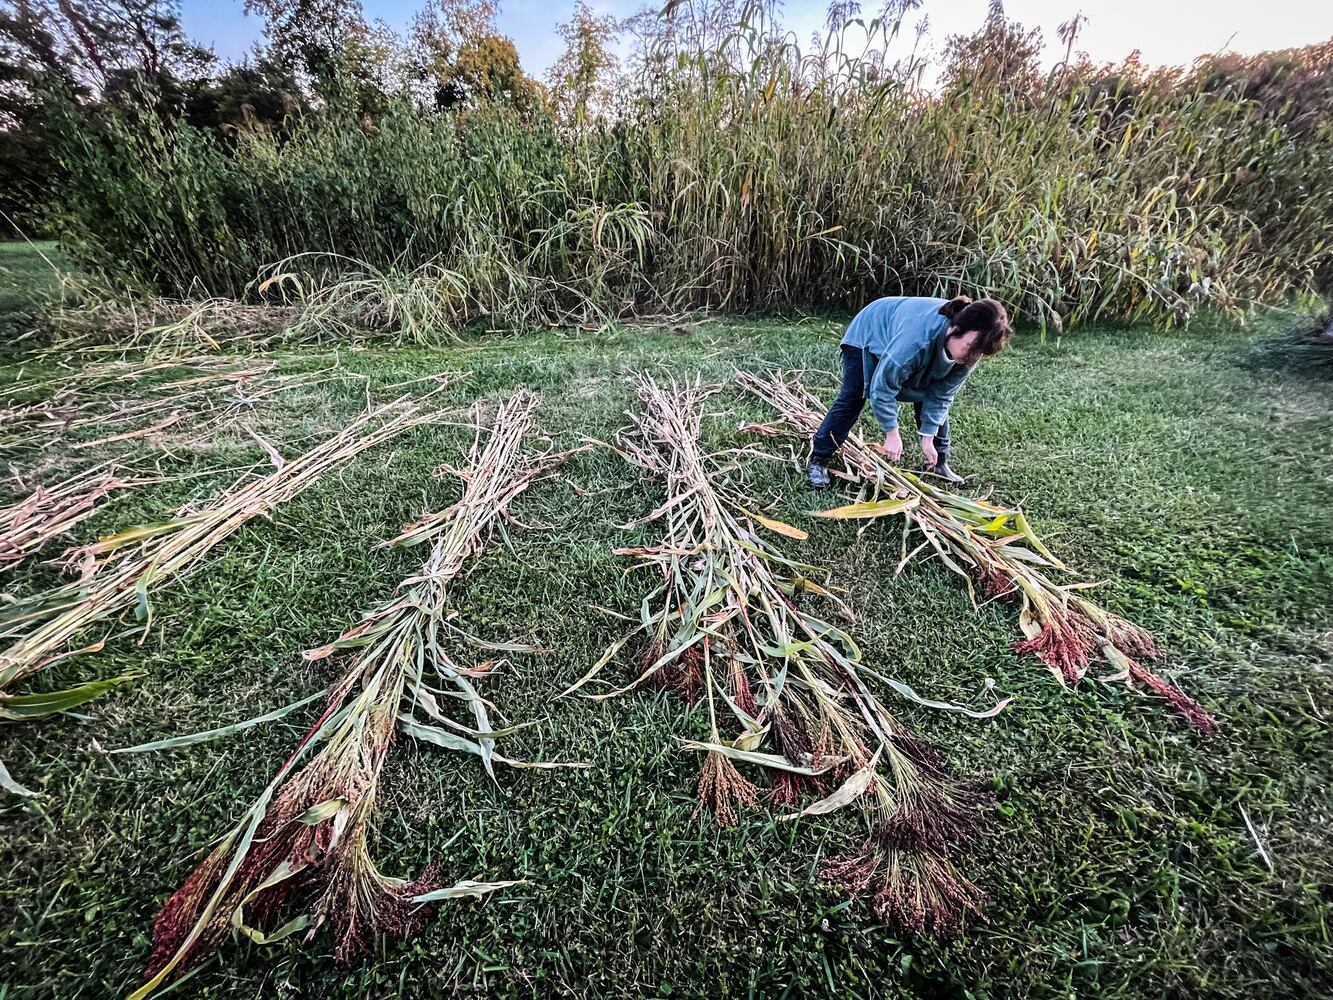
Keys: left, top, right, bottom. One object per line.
{"left": 925, "top": 459, "right": 966, "bottom": 484}
{"left": 806, "top": 458, "right": 832, "bottom": 490}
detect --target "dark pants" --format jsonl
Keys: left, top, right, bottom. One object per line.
{"left": 810, "top": 345, "right": 950, "bottom": 461}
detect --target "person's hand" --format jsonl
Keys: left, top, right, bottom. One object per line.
{"left": 882, "top": 428, "right": 902, "bottom": 462}
{"left": 920, "top": 435, "right": 938, "bottom": 468}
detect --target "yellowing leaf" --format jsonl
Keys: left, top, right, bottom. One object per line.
{"left": 812, "top": 496, "right": 920, "bottom": 520}
{"left": 780, "top": 759, "right": 878, "bottom": 820}
{"left": 739, "top": 506, "right": 808, "bottom": 540}
{"left": 295, "top": 798, "right": 346, "bottom": 826}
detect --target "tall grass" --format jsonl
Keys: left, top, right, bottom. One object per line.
{"left": 44, "top": 6, "right": 1333, "bottom": 333}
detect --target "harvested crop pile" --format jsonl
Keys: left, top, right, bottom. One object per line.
{"left": 0, "top": 379, "right": 463, "bottom": 745}
{"left": 567, "top": 374, "right": 1001, "bottom": 934}
{"left": 39, "top": 293, "right": 300, "bottom": 358}
{"left": 0, "top": 464, "right": 131, "bottom": 573}
{"left": 0, "top": 355, "right": 357, "bottom": 455}
{"left": 129, "top": 388, "right": 580, "bottom": 998}
{"left": 738, "top": 369, "right": 1216, "bottom": 732}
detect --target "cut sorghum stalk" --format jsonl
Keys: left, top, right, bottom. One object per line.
{"left": 0, "top": 464, "right": 131, "bottom": 573}
{"left": 566, "top": 373, "right": 994, "bottom": 935}
{"left": 0, "top": 378, "right": 463, "bottom": 723}
{"left": 2, "top": 356, "right": 323, "bottom": 453}
{"left": 133, "top": 388, "right": 581, "bottom": 997}
{"left": 737, "top": 369, "right": 1216, "bottom": 732}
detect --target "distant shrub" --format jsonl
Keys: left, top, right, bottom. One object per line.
{"left": 44, "top": 11, "right": 1333, "bottom": 333}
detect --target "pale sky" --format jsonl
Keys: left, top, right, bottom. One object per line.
{"left": 180, "top": 0, "right": 1333, "bottom": 76}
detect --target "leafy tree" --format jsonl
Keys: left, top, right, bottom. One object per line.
{"left": 546, "top": 0, "right": 620, "bottom": 125}
{"left": 1, "top": 0, "right": 210, "bottom": 100}
{"left": 243, "top": 0, "right": 359, "bottom": 84}
{"left": 244, "top": 0, "right": 407, "bottom": 112}
{"left": 0, "top": 0, "right": 212, "bottom": 231}
{"left": 177, "top": 49, "right": 307, "bottom": 133}
{"left": 444, "top": 32, "right": 537, "bottom": 110}
{"left": 409, "top": 0, "right": 539, "bottom": 111}
{"left": 410, "top": 0, "right": 497, "bottom": 76}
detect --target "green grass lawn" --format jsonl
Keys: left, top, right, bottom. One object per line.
{"left": 1, "top": 252, "right": 1330, "bottom": 997}
{"left": 0, "top": 240, "right": 62, "bottom": 328}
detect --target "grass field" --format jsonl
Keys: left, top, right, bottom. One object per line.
{"left": 1, "top": 244, "right": 1330, "bottom": 998}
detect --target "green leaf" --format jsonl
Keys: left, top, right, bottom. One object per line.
{"left": 586, "top": 631, "right": 706, "bottom": 701}
{"left": 91, "top": 514, "right": 207, "bottom": 552}
{"left": 0, "top": 673, "right": 139, "bottom": 721}
{"left": 0, "top": 758, "right": 38, "bottom": 798}
{"left": 401, "top": 716, "right": 588, "bottom": 772}
{"left": 0, "top": 590, "right": 89, "bottom": 634}
{"left": 110, "top": 690, "right": 326, "bottom": 754}
{"left": 230, "top": 859, "right": 314, "bottom": 943}
{"left": 294, "top": 798, "right": 346, "bottom": 825}
{"left": 398, "top": 716, "right": 485, "bottom": 756}
{"left": 759, "top": 636, "right": 820, "bottom": 658}
{"left": 234, "top": 913, "right": 311, "bottom": 945}
{"left": 133, "top": 574, "right": 151, "bottom": 623}
{"left": 1013, "top": 512, "right": 1066, "bottom": 569}
{"left": 854, "top": 664, "right": 1013, "bottom": 718}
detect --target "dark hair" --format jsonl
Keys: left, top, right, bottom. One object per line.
{"left": 938, "top": 296, "right": 1013, "bottom": 360}
{"left": 938, "top": 295, "right": 973, "bottom": 320}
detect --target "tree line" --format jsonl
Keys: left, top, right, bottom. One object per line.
{"left": 6, "top": 1, "right": 1331, "bottom": 330}
{"left": 0, "top": 0, "right": 622, "bottom": 232}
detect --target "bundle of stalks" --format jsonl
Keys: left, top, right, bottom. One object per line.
{"left": 0, "top": 379, "right": 463, "bottom": 728}
{"left": 132, "top": 388, "right": 578, "bottom": 998}
{"left": 737, "top": 370, "right": 1216, "bottom": 733}
{"left": 2, "top": 355, "right": 267, "bottom": 403}
{"left": 0, "top": 464, "right": 131, "bottom": 573}
{"left": 566, "top": 374, "right": 1001, "bottom": 934}
{"left": 1, "top": 357, "right": 355, "bottom": 454}
{"left": 40, "top": 293, "right": 299, "bottom": 359}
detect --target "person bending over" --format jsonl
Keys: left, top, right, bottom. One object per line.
{"left": 807, "top": 295, "right": 1014, "bottom": 489}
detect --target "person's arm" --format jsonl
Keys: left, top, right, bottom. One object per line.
{"left": 868, "top": 359, "right": 904, "bottom": 432}
{"left": 868, "top": 357, "right": 907, "bottom": 459}
{"left": 917, "top": 365, "right": 972, "bottom": 463}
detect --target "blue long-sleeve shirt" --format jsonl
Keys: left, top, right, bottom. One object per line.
{"left": 840, "top": 296, "right": 973, "bottom": 437}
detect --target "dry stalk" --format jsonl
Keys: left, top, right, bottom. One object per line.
{"left": 39, "top": 296, "right": 300, "bottom": 359}
{"left": 0, "top": 376, "right": 465, "bottom": 729}
{"left": 0, "top": 464, "right": 132, "bottom": 573}
{"left": 2, "top": 356, "right": 359, "bottom": 455}
{"left": 132, "top": 388, "right": 580, "bottom": 997}
{"left": 567, "top": 373, "right": 995, "bottom": 935}
{"left": 737, "top": 369, "right": 1217, "bottom": 733}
